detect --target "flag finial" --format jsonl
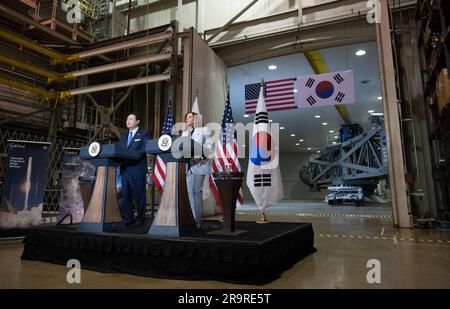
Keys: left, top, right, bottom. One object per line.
{"left": 260, "top": 78, "right": 265, "bottom": 87}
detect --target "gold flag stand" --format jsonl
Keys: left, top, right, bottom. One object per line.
{"left": 256, "top": 212, "right": 269, "bottom": 224}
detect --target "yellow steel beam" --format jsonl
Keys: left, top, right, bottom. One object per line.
{"left": 0, "top": 28, "right": 64, "bottom": 63}
{"left": 0, "top": 54, "right": 64, "bottom": 83}
{"left": 0, "top": 76, "right": 59, "bottom": 101}
{"left": 304, "top": 50, "right": 351, "bottom": 124}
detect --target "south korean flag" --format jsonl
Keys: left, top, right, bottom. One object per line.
{"left": 295, "top": 70, "right": 355, "bottom": 109}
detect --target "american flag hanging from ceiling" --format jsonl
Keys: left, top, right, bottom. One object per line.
{"left": 244, "top": 78, "right": 297, "bottom": 114}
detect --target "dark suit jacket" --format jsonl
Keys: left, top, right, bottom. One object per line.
{"left": 119, "top": 128, "right": 149, "bottom": 176}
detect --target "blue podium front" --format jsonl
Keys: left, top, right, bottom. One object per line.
{"left": 78, "top": 144, "right": 139, "bottom": 233}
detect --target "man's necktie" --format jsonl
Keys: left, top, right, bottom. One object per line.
{"left": 127, "top": 131, "right": 133, "bottom": 147}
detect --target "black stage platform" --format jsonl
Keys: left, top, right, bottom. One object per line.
{"left": 21, "top": 220, "right": 315, "bottom": 285}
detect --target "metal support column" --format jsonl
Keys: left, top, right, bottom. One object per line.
{"left": 376, "top": 1, "right": 412, "bottom": 228}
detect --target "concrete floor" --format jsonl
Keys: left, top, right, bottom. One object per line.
{"left": 1, "top": 208, "right": 450, "bottom": 289}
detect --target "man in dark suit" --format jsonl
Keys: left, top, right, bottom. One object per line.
{"left": 118, "top": 112, "right": 149, "bottom": 227}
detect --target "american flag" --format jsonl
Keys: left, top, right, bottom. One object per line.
{"left": 153, "top": 101, "right": 174, "bottom": 193}
{"left": 245, "top": 78, "right": 297, "bottom": 114}
{"left": 209, "top": 89, "right": 244, "bottom": 208}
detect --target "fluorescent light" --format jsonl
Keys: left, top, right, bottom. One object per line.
{"left": 317, "top": 151, "right": 321, "bottom": 153}
{"left": 368, "top": 110, "right": 375, "bottom": 113}
{"left": 322, "top": 122, "right": 328, "bottom": 126}
{"left": 314, "top": 115, "right": 321, "bottom": 119}
{"left": 280, "top": 126, "right": 285, "bottom": 130}
{"left": 307, "top": 147, "right": 312, "bottom": 150}
{"left": 334, "top": 136, "right": 339, "bottom": 139}
{"left": 296, "top": 143, "right": 300, "bottom": 146}
{"left": 371, "top": 112, "right": 384, "bottom": 116}
{"left": 377, "top": 96, "right": 383, "bottom": 100}
{"left": 332, "top": 142, "right": 337, "bottom": 144}
{"left": 268, "top": 65, "right": 278, "bottom": 70}
{"left": 299, "top": 139, "right": 304, "bottom": 142}
{"left": 243, "top": 114, "right": 250, "bottom": 118}
{"left": 356, "top": 50, "right": 367, "bottom": 56}
{"left": 329, "top": 130, "right": 334, "bottom": 133}
{"left": 290, "top": 134, "right": 296, "bottom": 137}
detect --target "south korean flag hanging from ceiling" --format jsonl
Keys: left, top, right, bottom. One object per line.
{"left": 296, "top": 70, "right": 355, "bottom": 109}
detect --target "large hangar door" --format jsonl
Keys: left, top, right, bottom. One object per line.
{"left": 181, "top": 28, "right": 228, "bottom": 216}
{"left": 182, "top": 27, "right": 227, "bottom": 125}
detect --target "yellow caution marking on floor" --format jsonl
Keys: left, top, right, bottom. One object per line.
{"left": 236, "top": 211, "right": 392, "bottom": 219}
{"left": 316, "top": 233, "right": 450, "bottom": 246}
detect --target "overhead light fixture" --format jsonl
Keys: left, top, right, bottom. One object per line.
{"left": 333, "top": 142, "right": 337, "bottom": 145}
{"left": 356, "top": 49, "right": 367, "bottom": 56}
{"left": 322, "top": 122, "right": 328, "bottom": 126}
{"left": 377, "top": 96, "right": 383, "bottom": 100}
{"left": 296, "top": 143, "right": 300, "bottom": 146}
{"left": 368, "top": 110, "right": 375, "bottom": 113}
{"left": 314, "top": 115, "right": 321, "bottom": 119}
{"left": 329, "top": 130, "right": 335, "bottom": 133}
{"left": 299, "top": 139, "right": 304, "bottom": 142}
{"left": 290, "top": 134, "right": 296, "bottom": 137}
{"left": 307, "top": 147, "right": 312, "bottom": 150}
{"left": 280, "top": 126, "right": 285, "bottom": 130}
{"left": 334, "top": 136, "right": 339, "bottom": 139}
{"left": 371, "top": 112, "right": 384, "bottom": 116}
{"left": 317, "top": 151, "right": 321, "bottom": 153}
{"left": 268, "top": 65, "right": 278, "bottom": 70}
{"left": 243, "top": 114, "right": 250, "bottom": 118}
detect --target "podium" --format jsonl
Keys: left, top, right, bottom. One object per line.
{"left": 146, "top": 136, "right": 203, "bottom": 236}
{"left": 78, "top": 144, "right": 139, "bottom": 233}
{"left": 210, "top": 172, "right": 245, "bottom": 235}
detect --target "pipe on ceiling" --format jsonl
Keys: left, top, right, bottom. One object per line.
{"left": 64, "top": 30, "right": 173, "bottom": 62}
{"left": 0, "top": 28, "right": 64, "bottom": 62}
{"left": 61, "top": 72, "right": 171, "bottom": 97}
{"left": 0, "top": 75, "right": 59, "bottom": 100}
{"left": 64, "top": 51, "right": 171, "bottom": 79}
{"left": 0, "top": 54, "right": 64, "bottom": 83}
